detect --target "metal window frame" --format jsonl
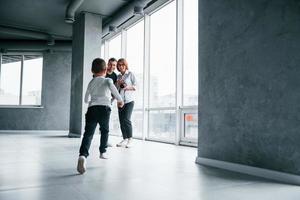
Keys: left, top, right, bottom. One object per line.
{"left": 181, "top": 0, "right": 199, "bottom": 108}
{"left": 119, "top": 17, "right": 147, "bottom": 139}
{"left": 179, "top": 0, "right": 199, "bottom": 146}
{"left": 175, "top": 0, "right": 184, "bottom": 145}
{"left": 143, "top": 14, "right": 150, "bottom": 140}
{"left": 19, "top": 55, "right": 24, "bottom": 105}
{"left": 0, "top": 53, "right": 43, "bottom": 107}
{"left": 147, "top": 0, "right": 177, "bottom": 143}
{"left": 0, "top": 54, "right": 2, "bottom": 91}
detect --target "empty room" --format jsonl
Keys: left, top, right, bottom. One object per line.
{"left": 0, "top": 0, "right": 300, "bottom": 199}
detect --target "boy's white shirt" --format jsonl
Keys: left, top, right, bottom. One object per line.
{"left": 84, "top": 76, "right": 123, "bottom": 107}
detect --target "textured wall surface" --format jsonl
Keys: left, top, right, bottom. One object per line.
{"left": 0, "top": 52, "right": 72, "bottom": 130}
{"left": 198, "top": 0, "right": 300, "bottom": 175}
{"left": 69, "top": 13, "right": 102, "bottom": 137}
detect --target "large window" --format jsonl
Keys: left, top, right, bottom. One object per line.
{"left": 149, "top": 1, "right": 176, "bottom": 108}
{"left": 183, "top": 0, "right": 198, "bottom": 106}
{"left": 147, "top": 1, "right": 176, "bottom": 141}
{"left": 101, "top": 44, "right": 104, "bottom": 59}
{"left": 126, "top": 20, "right": 145, "bottom": 139}
{"left": 0, "top": 55, "right": 21, "bottom": 105}
{"left": 102, "top": 0, "right": 199, "bottom": 145}
{"left": 107, "top": 34, "right": 122, "bottom": 136}
{"left": 108, "top": 34, "right": 121, "bottom": 60}
{"left": 126, "top": 20, "right": 144, "bottom": 109}
{"left": 0, "top": 55, "right": 43, "bottom": 106}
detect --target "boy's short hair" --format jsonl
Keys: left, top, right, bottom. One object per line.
{"left": 92, "top": 58, "right": 106, "bottom": 73}
{"left": 108, "top": 57, "right": 117, "bottom": 63}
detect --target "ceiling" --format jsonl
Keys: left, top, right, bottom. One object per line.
{"left": 0, "top": 0, "right": 134, "bottom": 40}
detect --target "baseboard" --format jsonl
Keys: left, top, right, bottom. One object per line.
{"left": 68, "top": 132, "right": 81, "bottom": 138}
{"left": 0, "top": 130, "right": 69, "bottom": 134}
{"left": 196, "top": 157, "right": 300, "bottom": 185}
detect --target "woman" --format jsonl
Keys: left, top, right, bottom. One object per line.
{"left": 116, "top": 58, "right": 136, "bottom": 148}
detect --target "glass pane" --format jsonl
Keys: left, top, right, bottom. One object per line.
{"left": 108, "top": 34, "right": 121, "bottom": 60}
{"left": 22, "top": 55, "right": 43, "bottom": 105}
{"left": 148, "top": 110, "right": 176, "bottom": 141}
{"left": 183, "top": 0, "right": 198, "bottom": 106}
{"left": 0, "top": 55, "right": 22, "bottom": 105}
{"left": 184, "top": 113, "right": 198, "bottom": 140}
{"left": 149, "top": 1, "right": 176, "bottom": 108}
{"left": 126, "top": 20, "right": 144, "bottom": 109}
{"left": 109, "top": 107, "right": 143, "bottom": 139}
{"left": 132, "top": 110, "right": 143, "bottom": 138}
{"left": 109, "top": 105, "right": 122, "bottom": 136}
{"left": 101, "top": 44, "right": 104, "bottom": 59}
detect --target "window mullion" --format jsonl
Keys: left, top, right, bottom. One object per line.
{"left": 0, "top": 54, "right": 2, "bottom": 90}
{"left": 143, "top": 14, "right": 150, "bottom": 140}
{"left": 19, "top": 55, "right": 24, "bottom": 105}
{"left": 175, "top": 0, "right": 184, "bottom": 145}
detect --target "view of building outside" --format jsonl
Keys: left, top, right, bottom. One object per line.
{"left": 149, "top": 1, "right": 176, "bottom": 109}
{"left": 148, "top": 110, "right": 176, "bottom": 140}
{"left": 126, "top": 19, "right": 145, "bottom": 139}
{"left": 184, "top": 113, "right": 198, "bottom": 139}
{"left": 108, "top": 34, "right": 122, "bottom": 136}
{"left": 108, "top": 34, "right": 121, "bottom": 60}
{"left": 22, "top": 56, "right": 43, "bottom": 105}
{"left": 101, "top": 44, "right": 104, "bottom": 59}
{"left": 181, "top": 0, "right": 198, "bottom": 143}
{"left": 126, "top": 19, "right": 144, "bottom": 109}
{"left": 183, "top": 0, "right": 198, "bottom": 106}
{"left": 148, "top": 1, "right": 176, "bottom": 141}
{"left": 0, "top": 55, "right": 21, "bottom": 105}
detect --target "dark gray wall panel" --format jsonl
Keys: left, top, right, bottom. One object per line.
{"left": 198, "top": 0, "right": 300, "bottom": 175}
{"left": 0, "top": 52, "right": 71, "bottom": 130}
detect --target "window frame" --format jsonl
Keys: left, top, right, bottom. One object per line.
{"left": 0, "top": 52, "right": 43, "bottom": 108}
{"left": 101, "top": 0, "right": 198, "bottom": 147}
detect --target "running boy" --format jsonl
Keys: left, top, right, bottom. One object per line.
{"left": 77, "top": 58, "right": 123, "bottom": 174}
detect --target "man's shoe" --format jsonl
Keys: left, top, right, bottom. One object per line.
{"left": 100, "top": 153, "right": 109, "bottom": 159}
{"left": 116, "top": 139, "right": 127, "bottom": 147}
{"left": 77, "top": 156, "right": 86, "bottom": 174}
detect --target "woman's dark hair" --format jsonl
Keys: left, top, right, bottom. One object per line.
{"left": 92, "top": 58, "right": 106, "bottom": 73}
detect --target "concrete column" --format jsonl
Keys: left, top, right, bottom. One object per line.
{"left": 69, "top": 12, "right": 102, "bottom": 137}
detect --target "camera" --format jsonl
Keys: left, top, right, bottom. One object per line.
{"left": 120, "top": 83, "right": 126, "bottom": 88}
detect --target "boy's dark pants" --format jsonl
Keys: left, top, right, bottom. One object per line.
{"left": 118, "top": 101, "right": 134, "bottom": 139}
{"left": 79, "top": 105, "right": 111, "bottom": 157}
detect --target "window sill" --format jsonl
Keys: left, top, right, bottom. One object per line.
{"left": 0, "top": 105, "right": 44, "bottom": 109}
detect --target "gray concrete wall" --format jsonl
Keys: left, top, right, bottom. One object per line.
{"left": 198, "top": 0, "right": 300, "bottom": 175}
{"left": 0, "top": 52, "right": 72, "bottom": 130}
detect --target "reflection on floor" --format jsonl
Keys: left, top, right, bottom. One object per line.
{"left": 0, "top": 132, "right": 299, "bottom": 200}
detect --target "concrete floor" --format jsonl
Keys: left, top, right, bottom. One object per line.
{"left": 0, "top": 132, "right": 299, "bottom": 200}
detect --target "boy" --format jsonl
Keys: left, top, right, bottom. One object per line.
{"left": 77, "top": 58, "right": 123, "bottom": 174}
